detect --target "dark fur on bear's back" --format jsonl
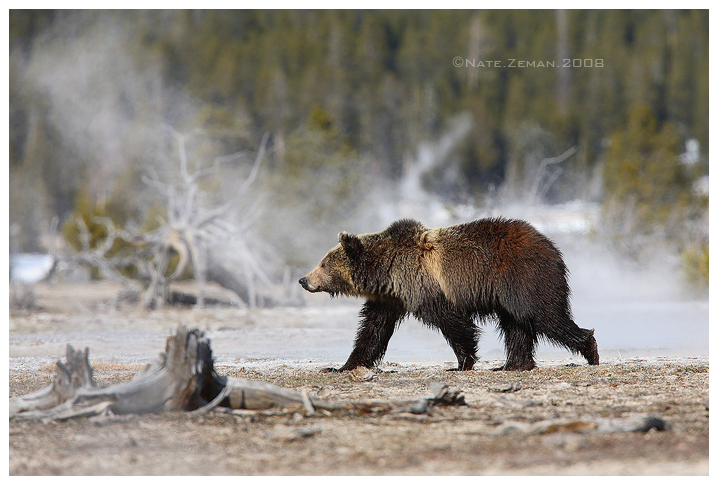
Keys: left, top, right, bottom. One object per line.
{"left": 299, "top": 218, "right": 599, "bottom": 372}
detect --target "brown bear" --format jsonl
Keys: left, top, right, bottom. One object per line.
{"left": 299, "top": 218, "right": 599, "bottom": 372}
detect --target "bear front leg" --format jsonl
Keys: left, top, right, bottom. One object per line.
{"left": 437, "top": 319, "right": 479, "bottom": 371}
{"left": 496, "top": 313, "right": 537, "bottom": 371}
{"left": 323, "top": 299, "right": 407, "bottom": 373}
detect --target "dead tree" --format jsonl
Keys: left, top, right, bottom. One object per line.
{"left": 9, "top": 326, "right": 466, "bottom": 421}
{"left": 527, "top": 146, "right": 577, "bottom": 205}
{"left": 137, "top": 129, "right": 273, "bottom": 309}
{"left": 58, "top": 131, "right": 277, "bottom": 309}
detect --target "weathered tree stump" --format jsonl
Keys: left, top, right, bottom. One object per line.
{"left": 10, "top": 326, "right": 465, "bottom": 421}
{"left": 10, "top": 327, "right": 219, "bottom": 420}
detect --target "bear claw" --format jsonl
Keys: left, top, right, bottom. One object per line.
{"left": 320, "top": 367, "right": 342, "bottom": 373}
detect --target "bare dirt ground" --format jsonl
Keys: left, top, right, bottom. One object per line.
{"left": 8, "top": 282, "right": 710, "bottom": 475}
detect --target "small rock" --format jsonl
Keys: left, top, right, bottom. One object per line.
{"left": 489, "top": 383, "right": 521, "bottom": 393}
{"left": 429, "top": 382, "right": 466, "bottom": 406}
{"left": 283, "top": 426, "right": 322, "bottom": 442}
{"left": 408, "top": 399, "right": 429, "bottom": 414}
{"left": 595, "top": 414, "right": 668, "bottom": 433}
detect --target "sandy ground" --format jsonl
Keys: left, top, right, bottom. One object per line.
{"left": 7, "top": 282, "right": 710, "bottom": 475}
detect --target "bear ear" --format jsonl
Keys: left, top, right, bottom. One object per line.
{"left": 338, "top": 232, "right": 362, "bottom": 259}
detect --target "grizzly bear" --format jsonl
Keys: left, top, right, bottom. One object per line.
{"left": 299, "top": 218, "right": 599, "bottom": 372}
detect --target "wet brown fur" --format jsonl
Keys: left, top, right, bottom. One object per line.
{"left": 299, "top": 218, "right": 599, "bottom": 372}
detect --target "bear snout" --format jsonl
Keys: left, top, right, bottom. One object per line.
{"left": 298, "top": 276, "right": 318, "bottom": 292}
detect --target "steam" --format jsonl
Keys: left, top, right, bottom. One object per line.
{"left": 393, "top": 113, "right": 472, "bottom": 225}
{"left": 23, "top": 17, "right": 166, "bottom": 202}
{"left": 13, "top": 13, "right": 707, "bottom": 358}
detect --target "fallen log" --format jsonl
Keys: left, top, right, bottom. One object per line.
{"left": 492, "top": 414, "right": 668, "bottom": 435}
{"left": 9, "top": 326, "right": 465, "bottom": 421}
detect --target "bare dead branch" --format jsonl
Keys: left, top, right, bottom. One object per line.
{"left": 528, "top": 146, "right": 577, "bottom": 205}
{"left": 236, "top": 131, "right": 269, "bottom": 197}
{"left": 63, "top": 216, "right": 143, "bottom": 292}
{"left": 9, "top": 326, "right": 466, "bottom": 421}
{"left": 192, "top": 133, "right": 269, "bottom": 231}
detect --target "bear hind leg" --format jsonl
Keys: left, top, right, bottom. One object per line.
{"left": 540, "top": 316, "right": 599, "bottom": 366}
{"left": 582, "top": 329, "right": 599, "bottom": 365}
{"left": 566, "top": 325, "right": 599, "bottom": 365}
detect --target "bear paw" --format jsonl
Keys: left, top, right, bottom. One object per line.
{"left": 320, "top": 367, "right": 342, "bottom": 373}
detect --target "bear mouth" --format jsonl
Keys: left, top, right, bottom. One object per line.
{"left": 298, "top": 277, "right": 320, "bottom": 293}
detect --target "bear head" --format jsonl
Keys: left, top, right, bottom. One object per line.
{"left": 298, "top": 232, "right": 364, "bottom": 297}
{"left": 299, "top": 219, "right": 426, "bottom": 302}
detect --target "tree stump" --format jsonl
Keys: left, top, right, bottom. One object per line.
{"left": 10, "top": 326, "right": 466, "bottom": 421}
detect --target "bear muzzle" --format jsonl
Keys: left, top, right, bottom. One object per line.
{"left": 298, "top": 276, "right": 320, "bottom": 293}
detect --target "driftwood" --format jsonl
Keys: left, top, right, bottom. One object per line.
{"left": 492, "top": 414, "right": 668, "bottom": 435}
{"left": 9, "top": 326, "right": 465, "bottom": 421}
